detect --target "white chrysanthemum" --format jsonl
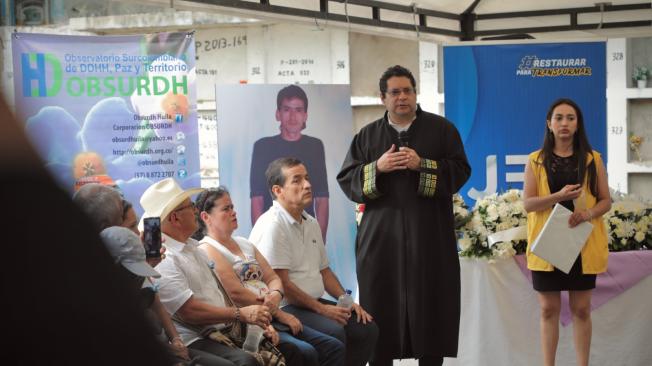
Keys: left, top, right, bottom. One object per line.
{"left": 497, "top": 203, "right": 511, "bottom": 219}
{"left": 453, "top": 193, "right": 465, "bottom": 205}
{"left": 622, "top": 220, "right": 636, "bottom": 237}
{"left": 512, "top": 200, "right": 525, "bottom": 215}
{"left": 475, "top": 224, "right": 489, "bottom": 240}
{"left": 454, "top": 205, "right": 468, "bottom": 217}
{"left": 476, "top": 197, "right": 489, "bottom": 210}
{"left": 496, "top": 221, "right": 512, "bottom": 232}
{"left": 634, "top": 221, "right": 646, "bottom": 233}
{"left": 613, "top": 221, "right": 627, "bottom": 238}
{"left": 477, "top": 227, "right": 489, "bottom": 239}
{"left": 503, "top": 190, "right": 520, "bottom": 203}
{"left": 458, "top": 236, "right": 472, "bottom": 251}
{"left": 479, "top": 194, "right": 497, "bottom": 208}
{"left": 487, "top": 205, "right": 499, "bottom": 221}
{"left": 492, "top": 242, "right": 516, "bottom": 259}
{"left": 610, "top": 217, "right": 623, "bottom": 225}
{"left": 471, "top": 214, "right": 483, "bottom": 229}
{"left": 603, "top": 216, "right": 611, "bottom": 226}
{"left": 611, "top": 202, "right": 626, "bottom": 213}
{"left": 634, "top": 231, "right": 646, "bottom": 243}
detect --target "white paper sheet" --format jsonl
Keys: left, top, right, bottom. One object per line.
{"left": 530, "top": 203, "right": 593, "bottom": 274}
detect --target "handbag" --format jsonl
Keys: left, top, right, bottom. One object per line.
{"left": 176, "top": 261, "right": 286, "bottom": 366}
{"left": 201, "top": 324, "right": 285, "bottom": 366}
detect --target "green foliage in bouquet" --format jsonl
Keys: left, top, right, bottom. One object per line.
{"left": 454, "top": 193, "right": 493, "bottom": 258}
{"left": 453, "top": 193, "right": 472, "bottom": 229}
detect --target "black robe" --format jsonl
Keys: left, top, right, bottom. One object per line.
{"left": 337, "top": 107, "right": 471, "bottom": 360}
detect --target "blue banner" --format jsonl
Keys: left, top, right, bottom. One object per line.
{"left": 444, "top": 42, "right": 606, "bottom": 204}
{"left": 12, "top": 32, "right": 200, "bottom": 216}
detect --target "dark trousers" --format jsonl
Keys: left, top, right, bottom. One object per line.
{"left": 276, "top": 335, "right": 306, "bottom": 366}
{"left": 277, "top": 324, "right": 341, "bottom": 366}
{"left": 188, "top": 338, "right": 259, "bottom": 366}
{"left": 284, "top": 300, "right": 379, "bottom": 366}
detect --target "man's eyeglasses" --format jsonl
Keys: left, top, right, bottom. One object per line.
{"left": 386, "top": 88, "right": 416, "bottom": 97}
{"left": 174, "top": 201, "right": 195, "bottom": 213}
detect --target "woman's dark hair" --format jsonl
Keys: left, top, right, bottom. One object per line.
{"left": 191, "top": 186, "right": 230, "bottom": 240}
{"left": 121, "top": 199, "right": 133, "bottom": 222}
{"left": 539, "top": 98, "right": 597, "bottom": 197}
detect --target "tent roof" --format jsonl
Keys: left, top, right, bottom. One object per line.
{"left": 168, "top": 0, "right": 652, "bottom": 42}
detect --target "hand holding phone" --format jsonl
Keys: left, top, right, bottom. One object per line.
{"left": 143, "top": 217, "right": 162, "bottom": 258}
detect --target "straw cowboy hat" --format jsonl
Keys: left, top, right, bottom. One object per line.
{"left": 139, "top": 178, "right": 204, "bottom": 231}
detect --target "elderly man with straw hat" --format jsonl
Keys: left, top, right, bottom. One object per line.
{"left": 142, "top": 178, "right": 275, "bottom": 366}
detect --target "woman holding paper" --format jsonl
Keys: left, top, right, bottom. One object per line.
{"left": 523, "top": 98, "right": 611, "bottom": 366}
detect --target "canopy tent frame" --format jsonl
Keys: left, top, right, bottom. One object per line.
{"left": 178, "top": 0, "right": 652, "bottom": 40}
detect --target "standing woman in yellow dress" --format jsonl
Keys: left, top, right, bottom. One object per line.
{"left": 523, "top": 98, "right": 611, "bottom": 366}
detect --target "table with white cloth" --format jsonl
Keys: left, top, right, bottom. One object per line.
{"left": 442, "top": 253, "right": 652, "bottom": 366}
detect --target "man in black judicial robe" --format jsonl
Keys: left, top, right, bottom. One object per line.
{"left": 337, "top": 65, "right": 471, "bottom": 365}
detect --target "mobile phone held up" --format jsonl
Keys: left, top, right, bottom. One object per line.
{"left": 143, "top": 217, "right": 162, "bottom": 258}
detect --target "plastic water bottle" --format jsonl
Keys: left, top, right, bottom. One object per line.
{"left": 242, "top": 324, "right": 264, "bottom": 353}
{"left": 337, "top": 289, "right": 354, "bottom": 310}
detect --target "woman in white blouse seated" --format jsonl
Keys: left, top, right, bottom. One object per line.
{"left": 193, "top": 187, "right": 344, "bottom": 366}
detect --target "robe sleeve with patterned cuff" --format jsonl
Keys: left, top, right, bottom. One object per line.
{"left": 337, "top": 129, "right": 385, "bottom": 204}
{"left": 414, "top": 119, "right": 470, "bottom": 200}
{"left": 417, "top": 158, "right": 438, "bottom": 198}
{"left": 362, "top": 161, "right": 382, "bottom": 199}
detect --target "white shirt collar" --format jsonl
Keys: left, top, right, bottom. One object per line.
{"left": 272, "top": 200, "right": 305, "bottom": 225}
{"left": 387, "top": 114, "right": 415, "bottom": 132}
{"left": 163, "top": 233, "right": 199, "bottom": 253}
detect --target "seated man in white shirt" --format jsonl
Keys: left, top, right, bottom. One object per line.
{"left": 140, "top": 178, "right": 274, "bottom": 366}
{"left": 250, "top": 157, "right": 379, "bottom": 366}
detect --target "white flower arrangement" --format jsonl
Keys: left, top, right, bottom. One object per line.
{"left": 355, "top": 189, "right": 651, "bottom": 259}
{"left": 457, "top": 189, "right": 528, "bottom": 260}
{"left": 453, "top": 193, "right": 472, "bottom": 229}
{"left": 455, "top": 188, "right": 652, "bottom": 260}
{"left": 603, "top": 200, "right": 652, "bottom": 251}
